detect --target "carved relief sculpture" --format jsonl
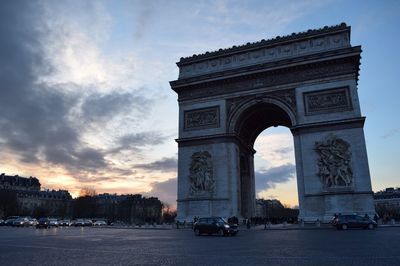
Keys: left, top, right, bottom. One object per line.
{"left": 189, "top": 151, "right": 215, "bottom": 195}
{"left": 184, "top": 106, "right": 219, "bottom": 130}
{"left": 304, "top": 87, "right": 352, "bottom": 115}
{"left": 315, "top": 135, "right": 353, "bottom": 189}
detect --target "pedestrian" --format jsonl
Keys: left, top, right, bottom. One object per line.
{"left": 374, "top": 213, "right": 379, "bottom": 223}
{"left": 246, "top": 218, "right": 251, "bottom": 229}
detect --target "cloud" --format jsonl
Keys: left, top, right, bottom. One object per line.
{"left": 108, "top": 131, "right": 168, "bottom": 155}
{"left": 0, "top": 2, "right": 156, "bottom": 181}
{"left": 145, "top": 178, "right": 177, "bottom": 207}
{"left": 255, "top": 163, "right": 296, "bottom": 192}
{"left": 254, "top": 132, "right": 294, "bottom": 167}
{"left": 381, "top": 128, "right": 400, "bottom": 139}
{"left": 0, "top": 2, "right": 81, "bottom": 165}
{"left": 134, "top": 157, "right": 177, "bottom": 172}
{"left": 81, "top": 92, "right": 153, "bottom": 123}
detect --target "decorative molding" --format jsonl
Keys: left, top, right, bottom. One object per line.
{"left": 226, "top": 88, "right": 296, "bottom": 122}
{"left": 315, "top": 134, "right": 353, "bottom": 189}
{"left": 177, "top": 24, "right": 350, "bottom": 79}
{"left": 184, "top": 106, "right": 220, "bottom": 131}
{"left": 177, "top": 57, "right": 358, "bottom": 101}
{"left": 304, "top": 87, "right": 352, "bottom": 115}
{"left": 188, "top": 151, "right": 215, "bottom": 196}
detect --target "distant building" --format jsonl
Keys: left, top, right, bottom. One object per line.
{"left": 255, "top": 199, "right": 284, "bottom": 217}
{"left": 0, "top": 173, "right": 72, "bottom": 218}
{"left": 0, "top": 173, "right": 163, "bottom": 223}
{"left": 374, "top": 187, "right": 400, "bottom": 207}
{"left": 93, "top": 193, "right": 162, "bottom": 224}
{"left": 0, "top": 173, "right": 40, "bottom": 191}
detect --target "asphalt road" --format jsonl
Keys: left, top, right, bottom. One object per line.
{"left": 0, "top": 226, "right": 399, "bottom": 265}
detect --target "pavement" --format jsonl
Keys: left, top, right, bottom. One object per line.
{"left": 1, "top": 225, "right": 400, "bottom": 265}
{"left": 108, "top": 222, "right": 400, "bottom": 231}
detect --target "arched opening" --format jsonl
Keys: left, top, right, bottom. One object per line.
{"left": 254, "top": 126, "right": 298, "bottom": 221}
{"left": 233, "top": 101, "right": 297, "bottom": 218}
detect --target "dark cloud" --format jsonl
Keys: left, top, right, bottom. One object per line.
{"left": 255, "top": 163, "right": 296, "bottom": 192}
{"left": 0, "top": 2, "right": 80, "bottom": 164}
{"left": 134, "top": 157, "right": 177, "bottom": 172}
{"left": 109, "top": 131, "right": 168, "bottom": 154}
{"left": 81, "top": 92, "right": 152, "bottom": 123}
{"left": 145, "top": 178, "right": 177, "bottom": 207}
{"left": 273, "top": 147, "right": 293, "bottom": 155}
{"left": 0, "top": 2, "right": 117, "bottom": 176}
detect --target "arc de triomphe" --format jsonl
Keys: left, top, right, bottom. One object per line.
{"left": 170, "top": 23, "right": 375, "bottom": 222}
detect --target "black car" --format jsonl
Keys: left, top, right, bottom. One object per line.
{"left": 193, "top": 217, "right": 238, "bottom": 236}
{"left": 36, "top": 218, "right": 50, "bottom": 229}
{"left": 332, "top": 214, "right": 377, "bottom": 230}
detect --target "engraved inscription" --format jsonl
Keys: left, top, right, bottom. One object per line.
{"left": 304, "top": 87, "right": 352, "bottom": 115}
{"left": 184, "top": 106, "right": 219, "bottom": 130}
{"left": 315, "top": 135, "right": 353, "bottom": 189}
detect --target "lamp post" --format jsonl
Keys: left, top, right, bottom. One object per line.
{"left": 264, "top": 200, "right": 269, "bottom": 230}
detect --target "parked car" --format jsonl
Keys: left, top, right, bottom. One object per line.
{"left": 5, "top": 216, "right": 19, "bottom": 226}
{"left": 12, "top": 217, "right": 30, "bottom": 227}
{"left": 59, "top": 220, "right": 71, "bottom": 226}
{"left": 332, "top": 214, "right": 377, "bottom": 230}
{"left": 28, "top": 218, "right": 38, "bottom": 226}
{"left": 75, "top": 219, "right": 92, "bottom": 227}
{"left": 0, "top": 219, "right": 5, "bottom": 226}
{"left": 193, "top": 217, "right": 238, "bottom": 236}
{"left": 36, "top": 218, "right": 50, "bottom": 229}
{"left": 48, "top": 218, "right": 59, "bottom": 227}
{"left": 93, "top": 220, "right": 107, "bottom": 226}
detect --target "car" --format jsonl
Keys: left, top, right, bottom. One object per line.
{"left": 75, "top": 219, "right": 92, "bottom": 227}
{"left": 48, "top": 218, "right": 59, "bottom": 227}
{"left": 36, "top": 218, "right": 50, "bottom": 229}
{"left": 93, "top": 220, "right": 107, "bottom": 226}
{"left": 193, "top": 217, "right": 238, "bottom": 236}
{"left": 0, "top": 219, "right": 5, "bottom": 226}
{"left": 4, "top": 216, "right": 19, "bottom": 226}
{"left": 12, "top": 217, "right": 30, "bottom": 227}
{"left": 332, "top": 214, "right": 377, "bottom": 230}
{"left": 28, "top": 218, "right": 38, "bottom": 226}
{"left": 59, "top": 220, "right": 71, "bottom": 226}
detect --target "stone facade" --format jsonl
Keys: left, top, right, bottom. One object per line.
{"left": 374, "top": 188, "right": 400, "bottom": 208}
{"left": 0, "top": 174, "right": 72, "bottom": 217}
{"left": 170, "top": 23, "right": 375, "bottom": 222}
{"left": 94, "top": 193, "right": 162, "bottom": 224}
{"left": 0, "top": 173, "right": 40, "bottom": 192}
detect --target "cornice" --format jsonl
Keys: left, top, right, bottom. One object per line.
{"left": 171, "top": 46, "right": 361, "bottom": 90}
{"left": 178, "top": 23, "right": 349, "bottom": 65}
{"left": 174, "top": 23, "right": 352, "bottom": 79}
{"left": 173, "top": 54, "right": 361, "bottom": 101}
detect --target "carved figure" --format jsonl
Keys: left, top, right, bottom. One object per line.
{"left": 189, "top": 151, "right": 215, "bottom": 194}
{"left": 315, "top": 135, "right": 352, "bottom": 188}
{"left": 185, "top": 108, "right": 218, "bottom": 130}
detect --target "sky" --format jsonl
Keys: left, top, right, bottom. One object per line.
{"left": 0, "top": 0, "right": 399, "bottom": 208}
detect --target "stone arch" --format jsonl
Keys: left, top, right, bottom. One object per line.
{"left": 228, "top": 97, "right": 297, "bottom": 147}
{"left": 170, "top": 24, "right": 375, "bottom": 222}
{"left": 227, "top": 98, "right": 297, "bottom": 218}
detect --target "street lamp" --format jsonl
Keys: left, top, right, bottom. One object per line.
{"left": 264, "top": 200, "right": 269, "bottom": 230}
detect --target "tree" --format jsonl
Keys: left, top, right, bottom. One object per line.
{"left": 79, "top": 187, "right": 97, "bottom": 197}
{"left": 162, "top": 203, "right": 177, "bottom": 223}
